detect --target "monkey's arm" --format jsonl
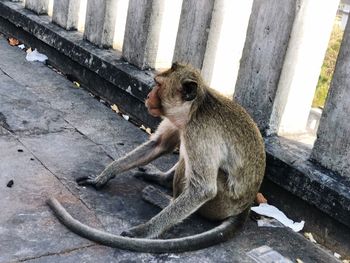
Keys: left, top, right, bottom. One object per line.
{"left": 77, "top": 119, "right": 179, "bottom": 188}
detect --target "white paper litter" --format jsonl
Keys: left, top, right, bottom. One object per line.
{"left": 18, "top": 44, "right": 25, "bottom": 50}
{"left": 122, "top": 114, "right": 130, "bottom": 121}
{"left": 257, "top": 217, "right": 284, "bottom": 228}
{"left": 251, "top": 203, "right": 305, "bottom": 232}
{"left": 26, "top": 49, "right": 48, "bottom": 62}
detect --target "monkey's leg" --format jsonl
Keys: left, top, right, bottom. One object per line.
{"left": 141, "top": 185, "right": 172, "bottom": 209}
{"left": 172, "top": 158, "right": 185, "bottom": 198}
{"left": 135, "top": 162, "right": 178, "bottom": 189}
{"left": 121, "top": 184, "right": 217, "bottom": 238}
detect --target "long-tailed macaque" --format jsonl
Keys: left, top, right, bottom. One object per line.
{"left": 47, "top": 63, "right": 266, "bottom": 253}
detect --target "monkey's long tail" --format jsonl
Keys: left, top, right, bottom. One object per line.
{"left": 47, "top": 197, "right": 248, "bottom": 253}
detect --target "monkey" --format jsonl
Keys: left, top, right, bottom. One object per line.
{"left": 47, "top": 62, "right": 266, "bottom": 252}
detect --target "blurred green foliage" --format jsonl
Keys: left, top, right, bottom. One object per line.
{"left": 313, "top": 22, "right": 344, "bottom": 108}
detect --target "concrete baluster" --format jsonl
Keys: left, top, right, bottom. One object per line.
{"left": 311, "top": 17, "right": 350, "bottom": 178}
{"left": 25, "top": 0, "right": 49, "bottom": 15}
{"left": 172, "top": 0, "right": 215, "bottom": 69}
{"left": 234, "top": 0, "right": 296, "bottom": 132}
{"left": 52, "top": 0, "right": 81, "bottom": 30}
{"left": 84, "top": 0, "right": 117, "bottom": 48}
{"left": 122, "top": 0, "right": 164, "bottom": 70}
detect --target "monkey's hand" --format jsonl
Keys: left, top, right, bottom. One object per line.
{"left": 76, "top": 172, "right": 115, "bottom": 189}
{"left": 120, "top": 223, "right": 159, "bottom": 239}
{"left": 134, "top": 166, "right": 173, "bottom": 189}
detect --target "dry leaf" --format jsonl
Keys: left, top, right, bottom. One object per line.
{"left": 145, "top": 128, "right": 152, "bottom": 135}
{"left": 255, "top": 193, "right": 267, "bottom": 204}
{"left": 304, "top": 232, "right": 317, "bottom": 243}
{"left": 8, "top": 37, "right": 19, "bottom": 46}
{"left": 73, "top": 81, "right": 80, "bottom": 87}
{"left": 111, "top": 104, "right": 120, "bottom": 113}
{"left": 140, "top": 125, "right": 152, "bottom": 135}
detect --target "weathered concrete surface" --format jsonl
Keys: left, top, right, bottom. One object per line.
{"left": 173, "top": 0, "right": 215, "bottom": 69}
{"left": 0, "top": 35, "right": 341, "bottom": 262}
{"left": 25, "top": 0, "right": 49, "bottom": 15}
{"left": 269, "top": 0, "right": 339, "bottom": 135}
{"left": 123, "top": 0, "right": 163, "bottom": 69}
{"left": 234, "top": 0, "right": 296, "bottom": 133}
{"left": 264, "top": 136, "right": 350, "bottom": 256}
{"left": 84, "top": 0, "right": 117, "bottom": 48}
{"left": 265, "top": 136, "right": 350, "bottom": 228}
{"left": 311, "top": 16, "right": 350, "bottom": 179}
{"left": 0, "top": 135, "right": 99, "bottom": 262}
{"left": 52, "top": 0, "right": 80, "bottom": 30}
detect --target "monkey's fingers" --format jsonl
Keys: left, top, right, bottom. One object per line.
{"left": 134, "top": 166, "right": 170, "bottom": 187}
{"left": 133, "top": 168, "right": 148, "bottom": 179}
{"left": 134, "top": 171, "right": 162, "bottom": 181}
{"left": 76, "top": 176, "right": 98, "bottom": 187}
{"left": 120, "top": 223, "right": 151, "bottom": 238}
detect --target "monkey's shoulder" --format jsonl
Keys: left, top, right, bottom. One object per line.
{"left": 189, "top": 89, "right": 264, "bottom": 150}
{"left": 196, "top": 89, "right": 257, "bottom": 128}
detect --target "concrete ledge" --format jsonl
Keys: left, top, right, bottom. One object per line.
{"left": 0, "top": 0, "right": 349, "bottom": 251}
{"left": 264, "top": 136, "right": 350, "bottom": 255}
{"left": 265, "top": 136, "right": 350, "bottom": 228}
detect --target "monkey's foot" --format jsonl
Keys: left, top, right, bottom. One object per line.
{"left": 120, "top": 223, "right": 156, "bottom": 239}
{"left": 134, "top": 166, "right": 173, "bottom": 189}
{"left": 76, "top": 174, "right": 114, "bottom": 189}
{"left": 142, "top": 185, "right": 172, "bottom": 209}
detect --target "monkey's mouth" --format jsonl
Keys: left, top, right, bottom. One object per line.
{"left": 145, "top": 100, "right": 162, "bottom": 117}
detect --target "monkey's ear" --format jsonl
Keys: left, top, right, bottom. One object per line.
{"left": 181, "top": 79, "right": 197, "bottom": 101}
{"left": 171, "top": 62, "right": 179, "bottom": 70}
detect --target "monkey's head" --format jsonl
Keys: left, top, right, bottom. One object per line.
{"left": 145, "top": 62, "right": 205, "bottom": 122}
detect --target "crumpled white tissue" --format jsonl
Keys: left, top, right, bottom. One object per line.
{"left": 26, "top": 49, "right": 48, "bottom": 62}
{"left": 251, "top": 203, "right": 305, "bottom": 232}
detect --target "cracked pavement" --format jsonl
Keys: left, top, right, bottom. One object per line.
{"left": 0, "top": 35, "right": 340, "bottom": 262}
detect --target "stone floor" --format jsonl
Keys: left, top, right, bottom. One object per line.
{"left": 0, "top": 34, "right": 340, "bottom": 263}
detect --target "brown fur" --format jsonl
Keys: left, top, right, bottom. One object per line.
{"left": 77, "top": 62, "right": 266, "bottom": 238}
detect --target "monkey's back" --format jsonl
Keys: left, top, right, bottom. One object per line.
{"left": 190, "top": 88, "right": 266, "bottom": 215}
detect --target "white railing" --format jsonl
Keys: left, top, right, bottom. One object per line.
{"left": 18, "top": 0, "right": 349, "bottom": 178}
